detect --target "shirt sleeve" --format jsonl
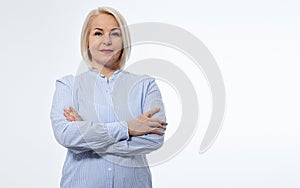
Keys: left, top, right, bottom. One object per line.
{"left": 50, "top": 75, "right": 129, "bottom": 154}
{"left": 94, "top": 77, "right": 166, "bottom": 156}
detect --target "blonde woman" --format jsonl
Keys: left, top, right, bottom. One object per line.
{"left": 50, "top": 6, "right": 167, "bottom": 188}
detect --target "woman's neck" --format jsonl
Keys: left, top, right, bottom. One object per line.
{"left": 92, "top": 64, "right": 120, "bottom": 78}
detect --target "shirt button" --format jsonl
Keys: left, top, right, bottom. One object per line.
{"left": 108, "top": 168, "right": 112, "bottom": 171}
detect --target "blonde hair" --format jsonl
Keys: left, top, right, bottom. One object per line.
{"left": 80, "top": 7, "right": 131, "bottom": 69}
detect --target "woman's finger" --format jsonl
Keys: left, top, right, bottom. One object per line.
{"left": 144, "top": 108, "right": 160, "bottom": 118}
{"left": 148, "top": 118, "right": 168, "bottom": 125}
{"left": 152, "top": 124, "right": 166, "bottom": 130}
{"left": 64, "top": 109, "right": 71, "bottom": 114}
{"left": 148, "top": 118, "right": 161, "bottom": 123}
{"left": 148, "top": 122, "right": 165, "bottom": 129}
{"left": 64, "top": 111, "right": 70, "bottom": 117}
{"left": 161, "top": 122, "right": 168, "bottom": 125}
{"left": 69, "top": 106, "right": 76, "bottom": 113}
{"left": 64, "top": 112, "right": 75, "bottom": 118}
{"left": 160, "top": 125, "right": 167, "bottom": 130}
{"left": 66, "top": 116, "right": 74, "bottom": 122}
{"left": 68, "top": 106, "right": 82, "bottom": 121}
{"left": 156, "top": 124, "right": 167, "bottom": 130}
{"left": 64, "top": 109, "right": 76, "bottom": 122}
{"left": 150, "top": 128, "right": 164, "bottom": 136}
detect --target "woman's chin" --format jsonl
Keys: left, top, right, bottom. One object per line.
{"left": 93, "top": 60, "right": 119, "bottom": 69}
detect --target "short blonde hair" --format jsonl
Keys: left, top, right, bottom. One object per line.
{"left": 80, "top": 7, "right": 131, "bottom": 69}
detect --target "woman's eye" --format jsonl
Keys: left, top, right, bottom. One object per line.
{"left": 111, "top": 32, "right": 121, "bottom": 37}
{"left": 94, "top": 32, "right": 103, "bottom": 36}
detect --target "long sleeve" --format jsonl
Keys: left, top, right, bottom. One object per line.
{"left": 50, "top": 75, "right": 129, "bottom": 154}
{"left": 94, "top": 78, "right": 166, "bottom": 156}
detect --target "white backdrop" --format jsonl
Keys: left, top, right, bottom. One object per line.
{"left": 1, "top": 0, "right": 299, "bottom": 187}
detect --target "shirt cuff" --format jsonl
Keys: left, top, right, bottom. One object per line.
{"left": 105, "top": 121, "right": 129, "bottom": 142}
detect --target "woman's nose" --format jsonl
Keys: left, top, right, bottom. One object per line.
{"left": 102, "top": 33, "right": 112, "bottom": 45}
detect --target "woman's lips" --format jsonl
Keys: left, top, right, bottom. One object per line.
{"left": 100, "top": 49, "right": 113, "bottom": 54}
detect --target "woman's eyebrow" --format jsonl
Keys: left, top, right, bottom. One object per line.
{"left": 111, "top": 28, "right": 121, "bottom": 31}
{"left": 94, "top": 28, "right": 103, "bottom": 31}
{"left": 93, "top": 27, "right": 120, "bottom": 31}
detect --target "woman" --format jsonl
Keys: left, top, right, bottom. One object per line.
{"left": 50, "top": 6, "right": 167, "bottom": 188}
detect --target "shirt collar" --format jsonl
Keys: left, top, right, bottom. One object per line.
{"left": 89, "top": 68, "right": 122, "bottom": 79}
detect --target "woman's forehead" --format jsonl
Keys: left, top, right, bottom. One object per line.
{"left": 90, "top": 13, "right": 120, "bottom": 29}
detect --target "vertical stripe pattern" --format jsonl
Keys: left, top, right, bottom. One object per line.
{"left": 50, "top": 69, "right": 166, "bottom": 188}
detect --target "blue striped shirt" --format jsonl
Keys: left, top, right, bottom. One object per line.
{"left": 50, "top": 69, "right": 166, "bottom": 188}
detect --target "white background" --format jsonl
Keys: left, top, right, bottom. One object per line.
{"left": 1, "top": 0, "right": 299, "bottom": 187}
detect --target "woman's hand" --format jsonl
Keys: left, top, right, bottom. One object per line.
{"left": 127, "top": 108, "right": 168, "bottom": 136}
{"left": 64, "top": 107, "right": 83, "bottom": 122}
{"left": 63, "top": 106, "right": 168, "bottom": 136}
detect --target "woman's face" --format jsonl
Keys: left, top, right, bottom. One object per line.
{"left": 88, "top": 13, "right": 123, "bottom": 69}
